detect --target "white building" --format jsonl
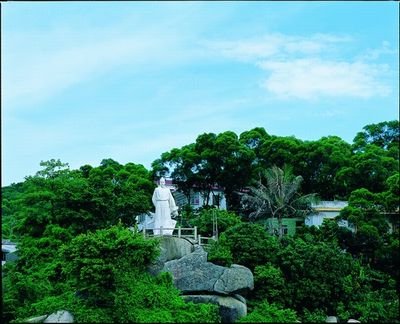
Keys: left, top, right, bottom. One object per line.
{"left": 2, "top": 240, "right": 18, "bottom": 266}
{"left": 306, "top": 200, "right": 353, "bottom": 230}
{"left": 173, "top": 189, "right": 227, "bottom": 210}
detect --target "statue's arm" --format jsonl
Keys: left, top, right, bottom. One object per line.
{"left": 169, "top": 190, "right": 179, "bottom": 216}
{"left": 152, "top": 188, "right": 157, "bottom": 207}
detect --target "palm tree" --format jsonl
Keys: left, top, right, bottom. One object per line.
{"left": 241, "top": 165, "right": 318, "bottom": 239}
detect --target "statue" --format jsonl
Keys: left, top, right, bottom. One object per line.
{"left": 152, "top": 177, "right": 178, "bottom": 235}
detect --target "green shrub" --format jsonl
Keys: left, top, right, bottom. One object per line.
{"left": 207, "top": 236, "right": 233, "bottom": 267}
{"left": 219, "top": 222, "right": 280, "bottom": 270}
{"left": 237, "top": 301, "right": 298, "bottom": 323}
{"left": 189, "top": 208, "right": 242, "bottom": 237}
{"left": 253, "top": 263, "right": 285, "bottom": 305}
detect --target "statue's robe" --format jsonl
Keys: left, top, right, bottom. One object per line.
{"left": 152, "top": 186, "right": 178, "bottom": 235}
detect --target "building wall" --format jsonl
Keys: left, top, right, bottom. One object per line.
{"left": 2, "top": 241, "right": 18, "bottom": 266}
{"left": 305, "top": 212, "right": 340, "bottom": 227}
{"left": 174, "top": 189, "right": 227, "bottom": 210}
{"left": 259, "top": 218, "right": 303, "bottom": 236}
{"left": 306, "top": 201, "right": 349, "bottom": 228}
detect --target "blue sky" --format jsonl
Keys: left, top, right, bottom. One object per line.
{"left": 2, "top": 1, "right": 399, "bottom": 186}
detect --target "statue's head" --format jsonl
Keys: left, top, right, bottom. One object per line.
{"left": 159, "top": 177, "right": 166, "bottom": 186}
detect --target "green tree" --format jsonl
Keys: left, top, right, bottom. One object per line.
{"left": 188, "top": 208, "right": 242, "bottom": 237}
{"left": 216, "top": 223, "right": 280, "bottom": 271}
{"left": 259, "top": 135, "right": 304, "bottom": 171}
{"left": 300, "top": 136, "right": 352, "bottom": 199}
{"left": 277, "top": 237, "right": 355, "bottom": 315}
{"left": 379, "top": 172, "right": 399, "bottom": 212}
{"left": 349, "top": 145, "right": 398, "bottom": 194}
{"left": 151, "top": 144, "right": 201, "bottom": 203}
{"left": 153, "top": 130, "right": 255, "bottom": 211}
{"left": 352, "top": 120, "right": 399, "bottom": 153}
{"left": 61, "top": 223, "right": 159, "bottom": 306}
{"left": 241, "top": 165, "right": 318, "bottom": 239}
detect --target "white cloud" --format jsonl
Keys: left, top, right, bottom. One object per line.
{"left": 207, "top": 33, "right": 393, "bottom": 100}
{"left": 206, "top": 33, "right": 351, "bottom": 61}
{"left": 357, "top": 41, "right": 398, "bottom": 61}
{"left": 258, "top": 59, "right": 392, "bottom": 100}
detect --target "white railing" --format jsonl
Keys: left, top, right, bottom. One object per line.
{"left": 143, "top": 226, "right": 198, "bottom": 241}
{"left": 142, "top": 226, "right": 216, "bottom": 246}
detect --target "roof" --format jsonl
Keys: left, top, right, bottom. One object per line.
{"left": 312, "top": 201, "right": 348, "bottom": 212}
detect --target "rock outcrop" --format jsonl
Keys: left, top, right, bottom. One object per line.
{"left": 160, "top": 245, "right": 254, "bottom": 295}
{"left": 148, "top": 235, "right": 195, "bottom": 275}
{"left": 25, "top": 311, "right": 73, "bottom": 323}
{"left": 149, "top": 236, "right": 254, "bottom": 322}
{"left": 326, "top": 316, "right": 338, "bottom": 323}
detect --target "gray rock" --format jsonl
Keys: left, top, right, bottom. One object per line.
{"left": 233, "top": 294, "right": 247, "bottom": 304}
{"left": 182, "top": 294, "right": 247, "bottom": 323}
{"left": 148, "top": 236, "right": 195, "bottom": 275}
{"left": 25, "top": 315, "right": 48, "bottom": 323}
{"left": 214, "top": 264, "right": 254, "bottom": 294}
{"left": 150, "top": 237, "right": 253, "bottom": 295}
{"left": 43, "top": 310, "right": 74, "bottom": 323}
{"left": 162, "top": 247, "right": 253, "bottom": 295}
{"left": 164, "top": 248, "right": 225, "bottom": 292}
{"left": 326, "top": 316, "right": 338, "bottom": 323}
{"left": 347, "top": 320, "right": 361, "bottom": 323}
{"left": 158, "top": 236, "right": 195, "bottom": 262}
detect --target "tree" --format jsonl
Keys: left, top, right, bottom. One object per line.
{"left": 241, "top": 165, "right": 318, "bottom": 239}
{"left": 350, "top": 145, "right": 398, "bottom": 193}
{"left": 277, "top": 237, "right": 356, "bottom": 315}
{"left": 34, "top": 159, "right": 70, "bottom": 179}
{"left": 299, "top": 136, "right": 352, "bottom": 199}
{"left": 216, "top": 222, "right": 280, "bottom": 271}
{"left": 151, "top": 144, "right": 201, "bottom": 204}
{"left": 188, "top": 208, "right": 242, "bottom": 237}
{"left": 352, "top": 120, "right": 399, "bottom": 153}
{"left": 61, "top": 224, "right": 220, "bottom": 323}
{"left": 259, "top": 135, "right": 304, "bottom": 171}
{"left": 379, "top": 172, "right": 399, "bottom": 212}
{"left": 152, "top": 131, "right": 255, "bottom": 211}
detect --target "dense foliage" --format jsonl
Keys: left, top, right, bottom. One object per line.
{"left": 2, "top": 120, "right": 399, "bottom": 323}
{"left": 4, "top": 224, "right": 220, "bottom": 323}
{"left": 153, "top": 120, "right": 399, "bottom": 204}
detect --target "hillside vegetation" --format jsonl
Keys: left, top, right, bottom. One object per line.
{"left": 2, "top": 120, "right": 399, "bottom": 323}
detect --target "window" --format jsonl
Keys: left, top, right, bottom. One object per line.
{"left": 190, "top": 192, "right": 200, "bottom": 205}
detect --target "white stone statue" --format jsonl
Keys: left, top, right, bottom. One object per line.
{"left": 152, "top": 177, "right": 178, "bottom": 235}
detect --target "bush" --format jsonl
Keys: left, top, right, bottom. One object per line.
{"left": 218, "top": 222, "right": 280, "bottom": 270}
{"left": 237, "top": 301, "right": 298, "bottom": 323}
{"left": 189, "top": 208, "right": 242, "bottom": 237}
{"left": 60, "top": 223, "right": 159, "bottom": 306}
{"left": 207, "top": 236, "right": 233, "bottom": 267}
{"left": 253, "top": 263, "right": 285, "bottom": 305}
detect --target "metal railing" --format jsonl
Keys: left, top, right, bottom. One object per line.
{"left": 143, "top": 226, "right": 197, "bottom": 240}
{"left": 142, "top": 226, "right": 216, "bottom": 246}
